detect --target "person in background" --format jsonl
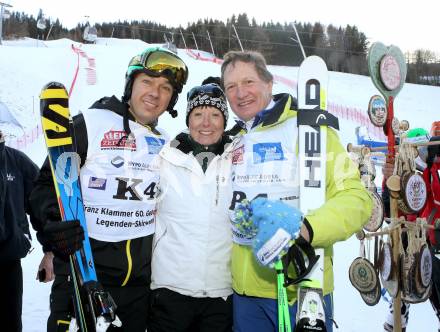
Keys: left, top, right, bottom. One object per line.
{"left": 202, "top": 76, "right": 222, "bottom": 86}
{"left": 29, "top": 46, "right": 188, "bottom": 332}
{"left": 382, "top": 125, "right": 440, "bottom": 332}
{"left": 220, "top": 50, "right": 372, "bottom": 332}
{"left": 148, "top": 81, "right": 235, "bottom": 332}
{"left": 0, "top": 129, "right": 39, "bottom": 332}
{"left": 420, "top": 132, "right": 440, "bottom": 332}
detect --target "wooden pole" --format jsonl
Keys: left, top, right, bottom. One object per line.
{"left": 383, "top": 93, "right": 401, "bottom": 332}
{"left": 390, "top": 195, "right": 401, "bottom": 332}
{"left": 348, "top": 140, "right": 440, "bottom": 153}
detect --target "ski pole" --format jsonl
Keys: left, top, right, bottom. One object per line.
{"left": 275, "top": 260, "right": 291, "bottom": 332}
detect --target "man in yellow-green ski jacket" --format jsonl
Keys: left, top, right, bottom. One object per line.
{"left": 221, "top": 50, "right": 373, "bottom": 332}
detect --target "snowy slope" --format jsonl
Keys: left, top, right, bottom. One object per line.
{"left": 1, "top": 37, "right": 439, "bottom": 331}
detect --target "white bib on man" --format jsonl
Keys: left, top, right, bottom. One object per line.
{"left": 229, "top": 117, "right": 300, "bottom": 245}
{"left": 79, "top": 108, "right": 166, "bottom": 242}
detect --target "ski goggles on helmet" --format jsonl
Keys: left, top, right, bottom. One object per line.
{"left": 128, "top": 48, "right": 188, "bottom": 92}
{"left": 187, "top": 83, "right": 225, "bottom": 101}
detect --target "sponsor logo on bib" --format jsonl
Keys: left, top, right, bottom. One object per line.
{"left": 145, "top": 137, "right": 165, "bottom": 154}
{"left": 101, "top": 130, "right": 136, "bottom": 151}
{"left": 88, "top": 177, "right": 107, "bottom": 190}
{"left": 253, "top": 142, "right": 285, "bottom": 164}
{"left": 111, "top": 156, "right": 125, "bottom": 168}
{"left": 232, "top": 145, "right": 244, "bottom": 165}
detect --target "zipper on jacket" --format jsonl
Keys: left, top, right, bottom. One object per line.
{"left": 215, "top": 156, "right": 228, "bottom": 206}
{"left": 121, "top": 239, "right": 133, "bottom": 286}
{"left": 215, "top": 174, "right": 220, "bottom": 206}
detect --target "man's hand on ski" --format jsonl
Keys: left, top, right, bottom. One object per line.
{"left": 244, "top": 198, "right": 304, "bottom": 266}
{"left": 44, "top": 220, "right": 85, "bottom": 260}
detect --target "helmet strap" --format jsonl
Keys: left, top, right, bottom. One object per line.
{"left": 167, "top": 91, "right": 179, "bottom": 118}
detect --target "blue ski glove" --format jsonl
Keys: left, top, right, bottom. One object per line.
{"left": 251, "top": 198, "right": 303, "bottom": 267}
{"left": 232, "top": 199, "right": 260, "bottom": 242}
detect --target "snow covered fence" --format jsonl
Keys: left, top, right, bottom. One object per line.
{"left": 5, "top": 125, "right": 42, "bottom": 150}
{"left": 329, "top": 102, "right": 386, "bottom": 140}
{"left": 71, "top": 44, "right": 97, "bottom": 90}
{"left": 5, "top": 44, "right": 97, "bottom": 150}
{"left": 185, "top": 49, "right": 223, "bottom": 64}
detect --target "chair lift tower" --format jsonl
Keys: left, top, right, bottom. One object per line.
{"left": 83, "top": 16, "right": 97, "bottom": 43}
{"left": 37, "top": 16, "right": 47, "bottom": 39}
{"left": 0, "top": 2, "right": 12, "bottom": 45}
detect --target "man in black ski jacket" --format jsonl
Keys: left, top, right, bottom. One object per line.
{"left": 0, "top": 129, "right": 39, "bottom": 332}
{"left": 29, "top": 46, "right": 188, "bottom": 332}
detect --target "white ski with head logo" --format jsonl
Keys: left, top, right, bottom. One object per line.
{"left": 296, "top": 55, "right": 329, "bottom": 332}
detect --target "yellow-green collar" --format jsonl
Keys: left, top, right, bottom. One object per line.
{"left": 252, "top": 93, "right": 297, "bottom": 131}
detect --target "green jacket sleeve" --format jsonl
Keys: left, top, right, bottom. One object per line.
{"left": 305, "top": 128, "right": 373, "bottom": 247}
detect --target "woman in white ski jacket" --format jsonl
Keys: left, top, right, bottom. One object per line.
{"left": 149, "top": 82, "right": 235, "bottom": 332}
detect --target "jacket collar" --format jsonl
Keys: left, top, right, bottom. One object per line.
{"left": 255, "top": 93, "right": 297, "bottom": 129}
{"left": 160, "top": 132, "right": 235, "bottom": 175}
{"left": 90, "top": 95, "right": 130, "bottom": 118}
{"left": 171, "top": 132, "right": 231, "bottom": 156}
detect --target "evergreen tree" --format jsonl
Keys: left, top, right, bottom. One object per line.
{"left": 2, "top": 11, "right": 438, "bottom": 84}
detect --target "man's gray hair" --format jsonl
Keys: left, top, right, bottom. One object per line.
{"left": 221, "top": 51, "right": 273, "bottom": 84}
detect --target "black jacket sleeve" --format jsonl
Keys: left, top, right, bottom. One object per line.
{"left": 30, "top": 157, "right": 58, "bottom": 252}
{"left": 21, "top": 155, "right": 39, "bottom": 215}
{"left": 29, "top": 113, "right": 88, "bottom": 252}
{"left": 16, "top": 149, "right": 39, "bottom": 238}
{"left": 0, "top": 144, "right": 38, "bottom": 261}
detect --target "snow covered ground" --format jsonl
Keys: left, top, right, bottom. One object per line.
{"left": 1, "top": 37, "right": 439, "bottom": 331}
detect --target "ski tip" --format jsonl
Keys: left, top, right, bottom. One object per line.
{"left": 40, "top": 82, "right": 68, "bottom": 100}
{"left": 42, "top": 81, "right": 67, "bottom": 91}
{"left": 299, "top": 56, "right": 328, "bottom": 71}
